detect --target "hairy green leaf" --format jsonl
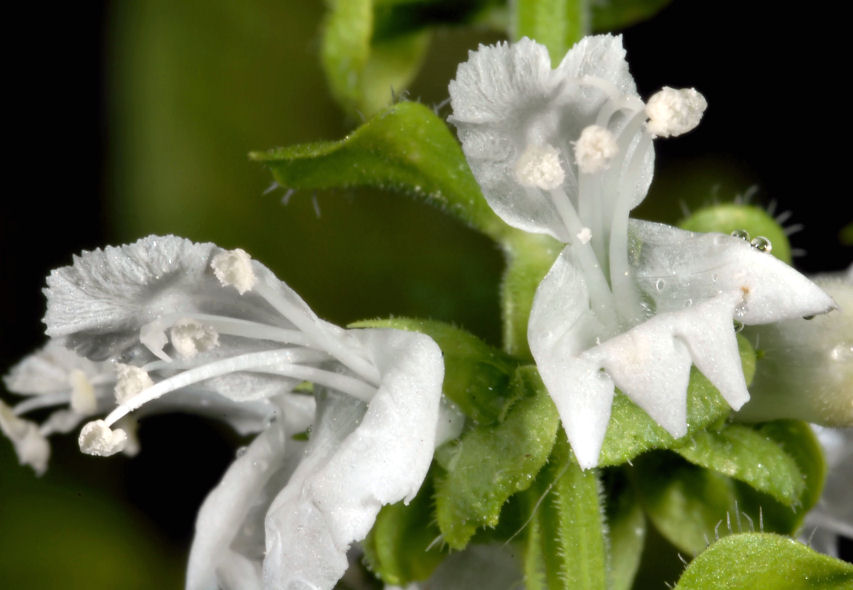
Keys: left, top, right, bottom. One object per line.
{"left": 733, "top": 420, "right": 826, "bottom": 535}
{"left": 674, "top": 423, "right": 805, "bottom": 506}
{"left": 363, "top": 473, "right": 445, "bottom": 585}
{"left": 674, "top": 533, "right": 853, "bottom": 590}
{"left": 351, "top": 317, "right": 517, "bottom": 424}
{"left": 435, "top": 366, "right": 560, "bottom": 549}
{"left": 512, "top": 0, "right": 590, "bottom": 65}
{"left": 636, "top": 453, "right": 740, "bottom": 556}
{"left": 251, "top": 101, "right": 509, "bottom": 240}
{"left": 590, "top": 0, "right": 672, "bottom": 32}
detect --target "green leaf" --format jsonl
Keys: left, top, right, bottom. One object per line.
{"left": 351, "top": 317, "right": 518, "bottom": 424}
{"left": 250, "top": 101, "right": 509, "bottom": 240}
{"left": 590, "top": 0, "right": 673, "bottom": 32}
{"left": 598, "top": 335, "right": 756, "bottom": 467}
{"left": 435, "top": 366, "right": 560, "bottom": 549}
{"left": 524, "top": 435, "right": 607, "bottom": 590}
{"left": 363, "top": 472, "right": 445, "bottom": 585}
{"left": 512, "top": 0, "right": 590, "bottom": 65}
{"left": 678, "top": 203, "right": 792, "bottom": 264}
{"left": 321, "top": 0, "right": 430, "bottom": 117}
{"left": 733, "top": 420, "right": 826, "bottom": 534}
{"left": 674, "top": 533, "right": 853, "bottom": 590}
{"left": 605, "top": 471, "right": 646, "bottom": 590}
{"left": 636, "top": 452, "right": 740, "bottom": 556}
{"left": 674, "top": 423, "right": 805, "bottom": 506}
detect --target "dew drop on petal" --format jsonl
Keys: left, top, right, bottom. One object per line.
{"left": 235, "top": 446, "right": 248, "bottom": 458}
{"left": 733, "top": 320, "right": 744, "bottom": 333}
{"left": 655, "top": 278, "right": 666, "bottom": 291}
{"left": 750, "top": 236, "right": 772, "bottom": 253}
{"left": 731, "top": 229, "right": 751, "bottom": 241}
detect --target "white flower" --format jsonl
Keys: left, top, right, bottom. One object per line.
{"left": 449, "top": 36, "right": 835, "bottom": 469}
{"left": 21, "top": 234, "right": 446, "bottom": 590}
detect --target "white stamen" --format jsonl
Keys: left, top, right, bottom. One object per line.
{"left": 170, "top": 318, "right": 220, "bottom": 359}
{"left": 114, "top": 363, "right": 154, "bottom": 404}
{"left": 514, "top": 143, "right": 565, "bottom": 190}
{"left": 1, "top": 400, "right": 50, "bottom": 475}
{"left": 574, "top": 125, "right": 619, "bottom": 174}
{"left": 211, "top": 248, "right": 257, "bottom": 294}
{"left": 69, "top": 369, "right": 97, "bottom": 414}
{"left": 645, "top": 87, "right": 707, "bottom": 138}
{"left": 576, "top": 227, "right": 593, "bottom": 245}
{"left": 101, "top": 348, "right": 377, "bottom": 428}
{"left": 78, "top": 420, "right": 128, "bottom": 457}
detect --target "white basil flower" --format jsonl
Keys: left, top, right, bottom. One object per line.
{"left": 449, "top": 35, "right": 835, "bottom": 468}
{"left": 28, "top": 234, "right": 445, "bottom": 590}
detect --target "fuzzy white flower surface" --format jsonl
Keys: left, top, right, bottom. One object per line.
{"left": 449, "top": 35, "right": 835, "bottom": 468}
{"left": 8, "top": 234, "right": 445, "bottom": 590}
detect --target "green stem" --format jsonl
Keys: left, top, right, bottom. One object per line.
{"left": 512, "top": 0, "right": 591, "bottom": 65}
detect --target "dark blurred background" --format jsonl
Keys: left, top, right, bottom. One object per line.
{"left": 2, "top": 1, "right": 850, "bottom": 588}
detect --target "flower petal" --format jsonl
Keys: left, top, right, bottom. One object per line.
{"left": 263, "top": 329, "right": 442, "bottom": 589}
{"left": 187, "top": 399, "right": 309, "bottom": 590}
{"left": 588, "top": 315, "right": 693, "bottom": 439}
{"left": 554, "top": 34, "right": 637, "bottom": 97}
{"left": 630, "top": 220, "right": 836, "bottom": 323}
{"left": 3, "top": 339, "right": 104, "bottom": 396}
{"left": 528, "top": 248, "right": 613, "bottom": 468}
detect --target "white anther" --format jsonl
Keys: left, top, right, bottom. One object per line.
{"left": 514, "top": 143, "right": 565, "bottom": 190}
{"left": 170, "top": 319, "right": 220, "bottom": 359}
{"left": 114, "top": 363, "right": 154, "bottom": 404}
{"left": 645, "top": 87, "right": 707, "bottom": 138}
{"left": 78, "top": 420, "right": 128, "bottom": 457}
{"left": 69, "top": 369, "right": 97, "bottom": 414}
{"left": 573, "top": 125, "right": 619, "bottom": 174}
{"left": 576, "top": 227, "right": 593, "bottom": 245}
{"left": 0, "top": 400, "right": 50, "bottom": 475}
{"left": 211, "top": 248, "right": 257, "bottom": 294}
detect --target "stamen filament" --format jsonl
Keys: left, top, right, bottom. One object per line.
{"left": 102, "top": 348, "right": 376, "bottom": 427}
{"left": 546, "top": 187, "right": 619, "bottom": 331}
{"left": 13, "top": 392, "right": 73, "bottom": 416}
{"left": 252, "top": 281, "right": 381, "bottom": 386}
{"left": 608, "top": 110, "right": 653, "bottom": 322}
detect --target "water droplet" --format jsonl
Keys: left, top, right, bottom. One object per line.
{"left": 655, "top": 278, "right": 666, "bottom": 291}
{"left": 684, "top": 298, "right": 693, "bottom": 308}
{"left": 750, "top": 236, "right": 772, "bottom": 253}
{"left": 830, "top": 342, "right": 853, "bottom": 362}
{"left": 731, "top": 229, "right": 751, "bottom": 241}
{"left": 235, "top": 446, "right": 248, "bottom": 458}
{"left": 712, "top": 273, "right": 718, "bottom": 283}
{"left": 733, "top": 320, "right": 744, "bottom": 333}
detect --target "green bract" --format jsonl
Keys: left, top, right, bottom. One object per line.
{"left": 434, "top": 367, "right": 560, "bottom": 548}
